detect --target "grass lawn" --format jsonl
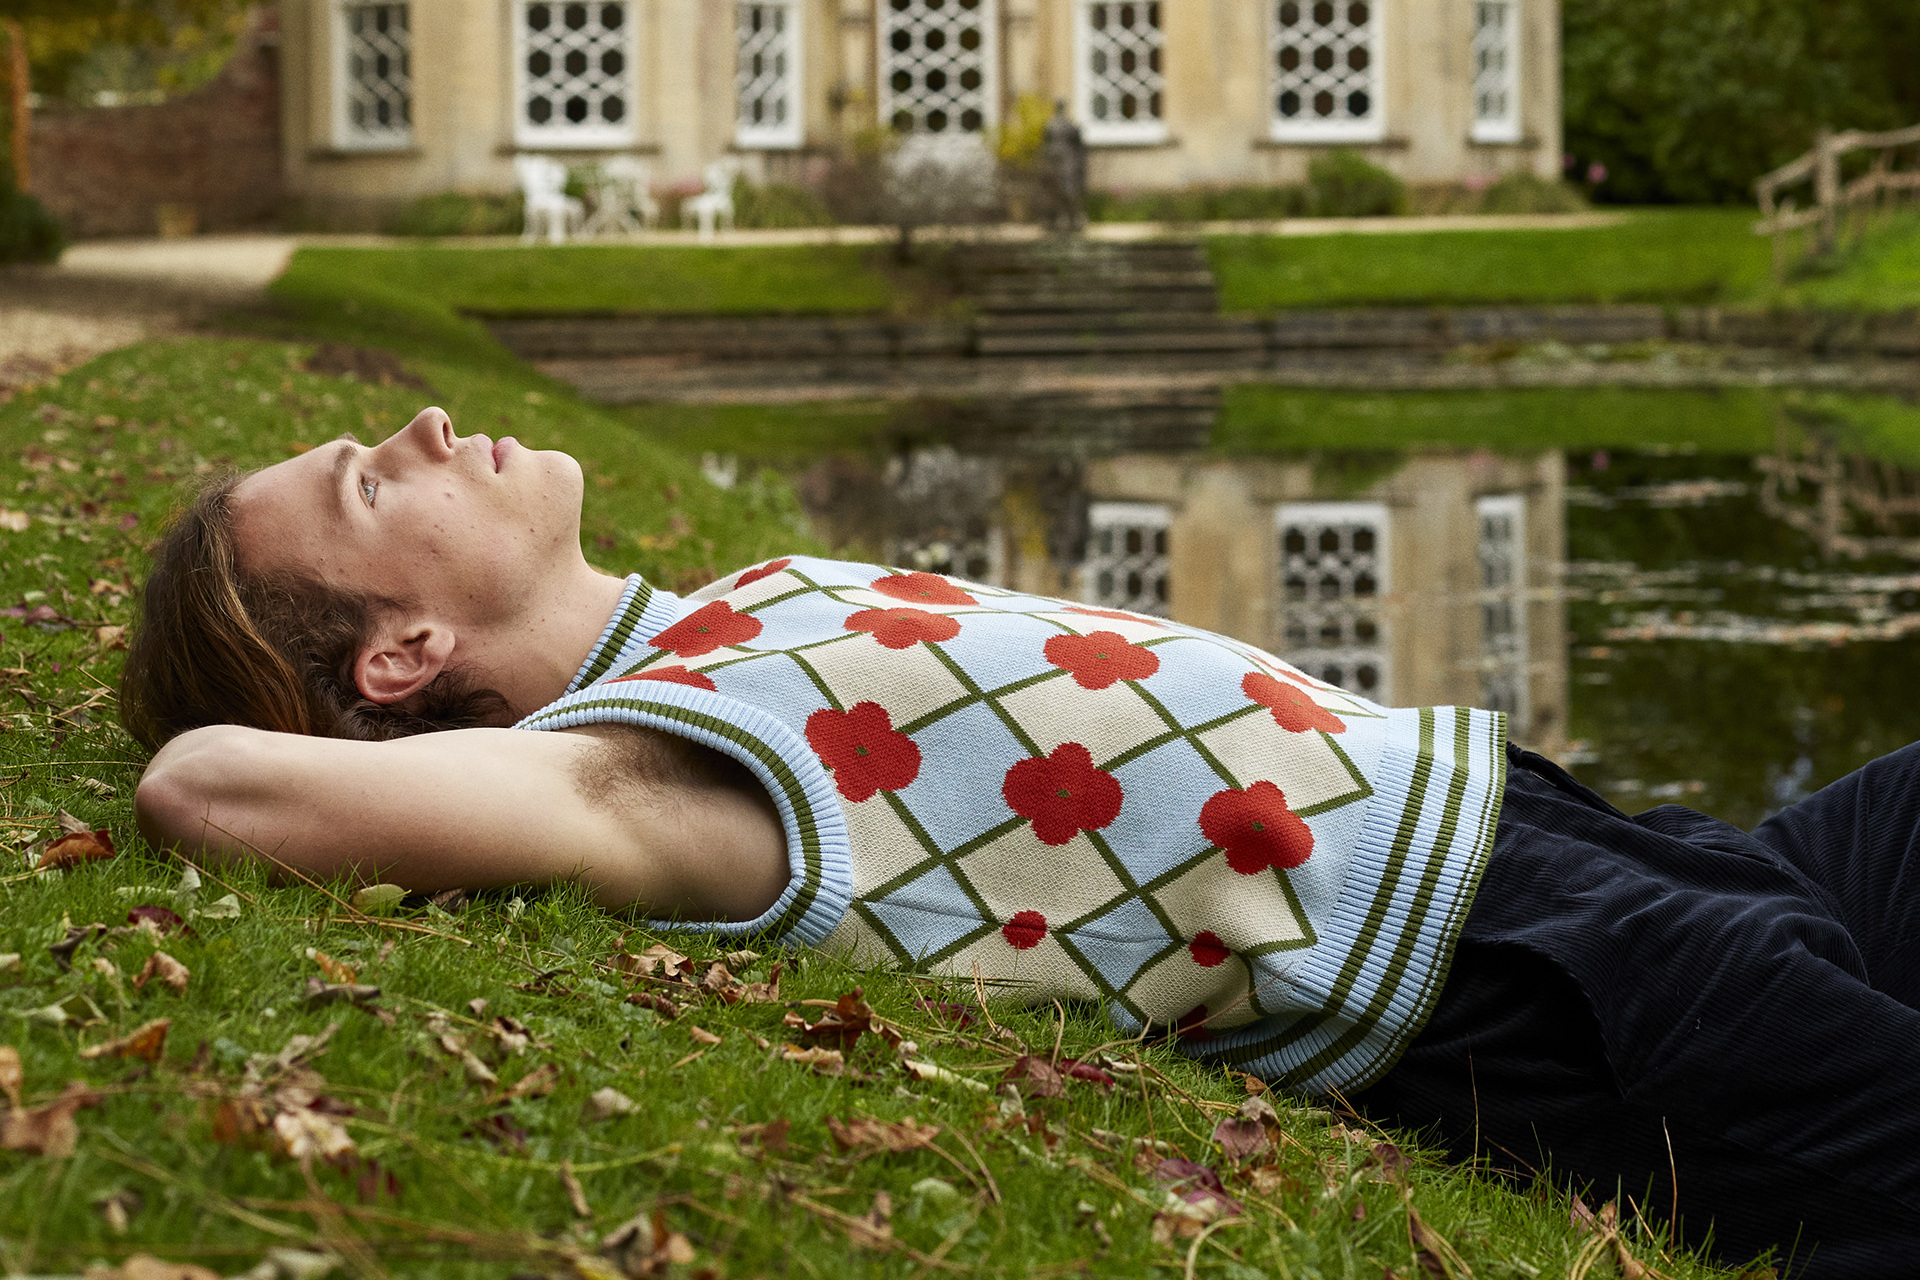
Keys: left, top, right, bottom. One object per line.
{"left": 0, "top": 265, "right": 1756, "bottom": 1277}
{"left": 1209, "top": 209, "right": 1774, "bottom": 310}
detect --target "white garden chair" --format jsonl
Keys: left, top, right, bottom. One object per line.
{"left": 581, "top": 156, "right": 660, "bottom": 238}
{"left": 515, "top": 155, "right": 583, "bottom": 245}
{"left": 679, "top": 159, "right": 742, "bottom": 240}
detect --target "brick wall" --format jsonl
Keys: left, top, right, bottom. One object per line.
{"left": 26, "top": 11, "right": 282, "bottom": 240}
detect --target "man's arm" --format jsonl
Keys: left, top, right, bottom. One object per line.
{"left": 134, "top": 723, "right": 790, "bottom": 919}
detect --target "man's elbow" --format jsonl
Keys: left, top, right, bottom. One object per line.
{"left": 134, "top": 724, "right": 274, "bottom": 854}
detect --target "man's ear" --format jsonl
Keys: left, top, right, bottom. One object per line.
{"left": 354, "top": 618, "right": 457, "bottom": 705}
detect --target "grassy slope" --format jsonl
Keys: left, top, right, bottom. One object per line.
{"left": 0, "top": 272, "right": 1754, "bottom": 1276}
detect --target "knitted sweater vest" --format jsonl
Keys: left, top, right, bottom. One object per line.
{"left": 521, "top": 558, "right": 1508, "bottom": 1093}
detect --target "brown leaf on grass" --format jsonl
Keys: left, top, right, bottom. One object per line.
{"left": 56, "top": 809, "right": 89, "bottom": 837}
{"left": 687, "top": 1025, "right": 722, "bottom": 1046}
{"left": 307, "top": 949, "right": 357, "bottom": 985}
{"left": 49, "top": 922, "right": 108, "bottom": 971}
{"left": 0, "top": 1045, "right": 20, "bottom": 1109}
{"left": 99, "top": 1254, "right": 221, "bottom": 1280}
{"left": 1569, "top": 1193, "right": 1598, "bottom": 1234}
{"left": 271, "top": 1107, "right": 356, "bottom": 1162}
{"left": 94, "top": 1186, "right": 143, "bottom": 1234}
{"left": 1371, "top": 1140, "right": 1412, "bottom": 1184}
{"left": 794, "top": 987, "right": 879, "bottom": 1052}
{"left": 584, "top": 1086, "right": 636, "bottom": 1121}
{"left": 848, "top": 1190, "right": 893, "bottom": 1250}
{"left": 1150, "top": 1158, "right": 1246, "bottom": 1219}
{"left": 0, "top": 1081, "right": 98, "bottom": 1156}
{"left": 491, "top": 1015, "right": 540, "bottom": 1055}
{"left": 79, "top": 1018, "right": 170, "bottom": 1063}
{"left": 779, "top": 1044, "right": 846, "bottom": 1076}
{"left": 1407, "top": 1202, "right": 1452, "bottom": 1279}
{"left": 126, "top": 905, "right": 187, "bottom": 935}
{"left": 826, "top": 1113, "right": 941, "bottom": 1156}
{"left": 496, "top": 1061, "right": 560, "bottom": 1102}
{"left": 722, "top": 949, "right": 762, "bottom": 968}
{"left": 698, "top": 962, "right": 739, "bottom": 1002}
{"left": 740, "top": 960, "right": 784, "bottom": 1004}
{"left": 438, "top": 1034, "right": 499, "bottom": 1086}
{"left": 602, "top": 1208, "right": 697, "bottom": 1276}
{"left": 1246, "top": 1166, "right": 1305, "bottom": 1198}
{"left": 1059, "top": 1057, "right": 1117, "bottom": 1090}
{"left": 1212, "top": 1115, "right": 1269, "bottom": 1163}
{"left": 560, "top": 1159, "right": 592, "bottom": 1218}
{"left": 734, "top": 1116, "right": 790, "bottom": 1155}
{"left": 43, "top": 828, "right": 115, "bottom": 869}
{"left": 1004, "top": 1055, "right": 1065, "bottom": 1099}
{"left": 625, "top": 991, "right": 679, "bottom": 1020}
{"left": 210, "top": 1097, "right": 274, "bottom": 1147}
{"left": 302, "top": 978, "right": 382, "bottom": 1007}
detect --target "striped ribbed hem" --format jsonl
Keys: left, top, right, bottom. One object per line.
{"left": 565, "top": 576, "right": 686, "bottom": 694}
{"left": 517, "top": 683, "right": 854, "bottom": 946}
{"left": 1200, "top": 704, "right": 1507, "bottom": 1095}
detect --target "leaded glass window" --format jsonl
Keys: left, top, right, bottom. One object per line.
{"left": 516, "top": 1, "right": 636, "bottom": 147}
{"left": 337, "top": 1, "right": 411, "bottom": 147}
{"left": 1270, "top": 0, "right": 1382, "bottom": 142}
{"left": 1470, "top": 0, "right": 1520, "bottom": 143}
{"left": 1076, "top": 0, "right": 1165, "bottom": 145}
{"left": 737, "top": 0, "right": 802, "bottom": 148}
{"left": 1275, "top": 502, "right": 1390, "bottom": 700}
{"left": 1475, "top": 494, "right": 1529, "bottom": 721}
{"left": 1085, "top": 502, "right": 1171, "bottom": 615}
{"left": 878, "top": 0, "right": 996, "bottom": 134}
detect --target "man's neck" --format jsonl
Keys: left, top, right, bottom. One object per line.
{"left": 460, "top": 566, "right": 631, "bottom": 719}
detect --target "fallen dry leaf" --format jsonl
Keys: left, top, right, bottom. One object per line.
{"left": 827, "top": 1114, "right": 941, "bottom": 1156}
{"left": 901, "top": 1057, "right": 989, "bottom": 1092}
{"left": 779, "top": 1044, "right": 846, "bottom": 1076}
{"left": 793, "top": 987, "right": 879, "bottom": 1052}
{"left": 42, "top": 828, "right": 115, "bottom": 869}
{"left": 734, "top": 1117, "right": 790, "bottom": 1155}
{"left": 601, "top": 1208, "right": 696, "bottom": 1275}
{"left": 125, "top": 905, "right": 186, "bottom": 935}
{"left": 847, "top": 1190, "right": 893, "bottom": 1250}
{"left": 560, "top": 1159, "right": 592, "bottom": 1218}
{"left": 0, "top": 1081, "right": 98, "bottom": 1156}
{"left": 105, "top": 1255, "right": 221, "bottom": 1280}
{"left": 0, "top": 1045, "right": 21, "bottom": 1108}
{"left": 94, "top": 1187, "right": 144, "bottom": 1234}
{"left": 496, "top": 1061, "right": 560, "bottom": 1102}
{"left": 349, "top": 884, "right": 405, "bottom": 915}
{"left": 307, "top": 949, "right": 357, "bottom": 985}
{"left": 49, "top": 922, "right": 108, "bottom": 971}
{"left": 302, "top": 978, "right": 382, "bottom": 1007}
{"left": 1407, "top": 1201, "right": 1455, "bottom": 1279}
{"left": 1151, "top": 1158, "right": 1246, "bottom": 1219}
{"left": 79, "top": 1018, "right": 170, "bottom": 1063}
{"left": 1212, "top": 1114, "right": 1269, "bottom": 1163}
{"left": 1004, "top": 1055, "right": 1065, "bottom": 1099}
{"left": 584, "top": 1086, "right": 636, "bottom": 1122}
{"left": 1059, "top": 1057, "right": 1118, "bottom": 1090}
{"left": 688, "top": 1025, "right": 722, "bottom": 1046}
{"left": 625, "top": 990, "right": 679, "bottom": 1020}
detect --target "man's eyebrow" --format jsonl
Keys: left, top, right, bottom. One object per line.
{"left": 328, "top": 440, "right": 355, "bottom": 525}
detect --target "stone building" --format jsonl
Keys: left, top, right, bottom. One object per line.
{"left": 278, "top": 0, "right": 1561, "bottom": 221}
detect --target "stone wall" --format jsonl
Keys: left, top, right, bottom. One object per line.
{"left": 25, "top": 11, "right": 282, "bottom": 240}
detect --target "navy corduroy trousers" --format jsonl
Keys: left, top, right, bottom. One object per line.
{"left": 1354, "top": 742, "right": 1920, "bottom": 1278}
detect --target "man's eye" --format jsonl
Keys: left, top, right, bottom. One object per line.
{"left": 360, "top": 477, "right": 378, "bottom": 508}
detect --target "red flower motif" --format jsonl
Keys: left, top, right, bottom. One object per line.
{"left": 871, "top": 572, "right": 976, "bottom": 607}
{"left": 1065, "top": 604, "right": 1162, "bottom": 626}
{"left": 1242, "top": 672, "right": 1346, "bottom": 734}
{"left": 1200, "top": 781, "right": 1314, "bottom": 874}
{"left": 805, "top": 702, "right": 922, "bottom": 802}
{"left": 651, "top": 601, "right": 763, "bottom": 658}
{"left": 1002, "top": 742, "right": 1124, "bottom": 846}
{"left": 1002, "top": 911, "right": 1048, "bottom": 951}
{"left": 734, "top": 557, "right": 792, "bottom": 589}
{"left": 1188, "top": 932, "right": 1230, "bottom": 968}
{"left": 1044, "top": 630, "right": 1160, "bottom": 690}
{"left": 606, "top": 665, "right": 717, "bottom": 691}
{"left": 844, "top": 607, "right": 962, "bottom": 650}
{"left": 1174, "top": 1005, "right": 1213, "bottom": 1042}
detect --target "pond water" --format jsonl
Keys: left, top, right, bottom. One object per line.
{"left": 700, "top": 394, "right": 1920, "bottom": 830}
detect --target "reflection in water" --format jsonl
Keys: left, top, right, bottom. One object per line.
{"left": 728, "top": 401, "right": 1920, "bottom": 831}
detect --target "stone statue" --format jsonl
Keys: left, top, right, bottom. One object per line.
{"left": 1041, "top": 100, "right": 1087, "bottom": 232}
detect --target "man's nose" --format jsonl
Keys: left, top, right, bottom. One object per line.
{"left": 385, "top": 407, "right": 454, "bottom": 460}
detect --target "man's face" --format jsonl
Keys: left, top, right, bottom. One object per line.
{"left": 231, "top": 407, "right": 585, "bottom": 627}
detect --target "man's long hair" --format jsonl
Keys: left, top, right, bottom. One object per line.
{"left": 120, "top": 475, "right": 510, "bottom": 750}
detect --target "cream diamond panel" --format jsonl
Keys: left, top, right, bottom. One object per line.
{"left": 1078, "top": 0, "right": 1165, "bottom": 144}
{"left": 1470, "top": 0, "right": 1520, "bottom": 142}
{"left": 1270, "top": 0, "right": 1381, "bottom": 141}
{"left": 737, "top": 0, "right": 801, "bottom": 147}
{"left": 518, "top": 1, "right": 635, "bottom": 147}
{"left": 879, "top": 0, "right": 996, "bottom": 133}
{"left": 338, "top": 2, "right": 411, "bottom": 146}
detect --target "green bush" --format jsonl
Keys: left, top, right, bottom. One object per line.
{"left": 1306, "top": 149, "right": 1407, "bottom": 217}
{"left": 731, "top": 178, "right": 835, "bottom": 229}
{"left": 1476, "top": 172, "right": 1590, "bottom": 215}
{"left": 0, "top": 175, "right": 66, "bottom": 264}
{"left": 1088, "top": 183, "right": 1309, "bottom": 223}
{"left": 391, "top": 190, "right": 524, "bottom": 237}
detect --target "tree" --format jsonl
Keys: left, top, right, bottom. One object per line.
{"left": 1563, "top": 0, "right": 1920, "bottom": 204}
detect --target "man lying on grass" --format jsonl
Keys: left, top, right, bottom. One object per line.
{"left": 122, "top": 408, "right": 1919, "bottom": 1277}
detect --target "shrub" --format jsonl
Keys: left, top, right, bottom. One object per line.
{"left": 0, "top": 176, "right": 66, "bottom": 264}
{"left": 1306, "top": 150, "right": 1407, "bottom": 217}
{"left": 732, "top": 179, "right": 834, "bottom": 229}
{"left": 392, "top": 191, "right": 524, "bottom": 237}
{"left": 1088, "top": 184, "right": 1309, "bottom": 223}
{"left": 1477, "top": 172, "right": 1589, "bottom": 215}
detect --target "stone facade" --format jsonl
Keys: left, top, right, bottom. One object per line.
{"left": 279, "top": 0, "right": 1559, "bottom": 222}
{"left": 26, "top": 12, "right": 283, "bottom": 239}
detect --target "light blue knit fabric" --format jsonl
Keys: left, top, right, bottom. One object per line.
{"left": 521, "top": 558, "right": 1507, "bottom": 1093}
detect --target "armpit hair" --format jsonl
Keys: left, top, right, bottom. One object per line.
{"left": 571, "top": 722, "right": 769, "bottom": 817}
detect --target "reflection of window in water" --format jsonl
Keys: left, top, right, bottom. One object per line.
{"left": 1084, "top": 501, "right": 1171, "bottom": 615}
{"left": 1275, "top": 502, "right": 1389, "bottom": 701}
{"left": 1476, "top": 494, "right": 1529, "bottom": 724}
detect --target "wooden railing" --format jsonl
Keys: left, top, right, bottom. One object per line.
{"left": 1754, "top": 124, "right": 1920, "bottom": 277}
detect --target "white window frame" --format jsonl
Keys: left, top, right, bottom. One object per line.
{"left": 1473, "top": 493, "right": 1529, "bottom": 722}
{"left": 1469, "top": 0, "right": 1521, "bottom": 143}
{"left": 1273, "top": 500, "right": 1391, "bottom": 702}
{"left": 332, "top": 0, "right": 413, "bottom": 150}
{"left": 512, "top": 0, "right": 641, "bottom": 150}
{"left": 1073, "top": 0, "right": 1168, "bottom": 146}
{"left": 877, "top": 0, "right": 999, "bottom": 134}
{"left": 1083, "top": 501, "right": 1172, "bottom": 616}
{"left": 1268, "top": 0, "right": 1385, "bottom": 144}
{"left": 736, "top": 0, "right": 804, "bottom": 149}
